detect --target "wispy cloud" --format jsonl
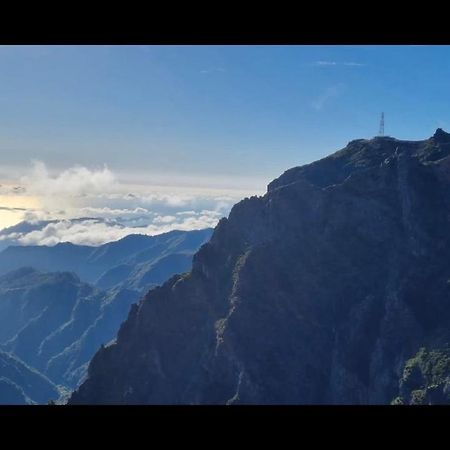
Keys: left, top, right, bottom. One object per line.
{"left": 311, "top": 84, "right": 345, "bottom": 111}
{"left": 314, "top": 61, "right": 337, "bottom": 66}
{"left": 310, "top": 61, "right": 365, "bottom": 67}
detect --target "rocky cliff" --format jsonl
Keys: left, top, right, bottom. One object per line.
{"left": 70, "top": 130, "right": 450, "bottom": 404}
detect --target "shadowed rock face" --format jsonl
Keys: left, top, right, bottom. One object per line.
{"left": 70, "top": 130, "right": 450, "bottom": 404}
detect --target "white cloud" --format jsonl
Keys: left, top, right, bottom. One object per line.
{"left": 15, "top": 220, "right": 127, "bottom": 247}
{"left": 78, "top": 206, "right": 154, "bottom": 219}
{"left": 0, "top": 185, "right": 26, "bottom": 195}
{"left": 153, "top": 215, "right": 177, "bottom": 224}
{"left": 312, "top": 84, "right": 345, "bottom": 111}
{"left": 21, "top": 161, "right": 116, "bottom": 198}
{"left": 11, "top": 213, "right": 220, "bottom": 247}
{"left": 0, "top": 161, "right": 262, "bottom": 245}
{"left": 314, "top": 61, "right": 338, "bottom": 66}
{"left": 176, "top": 210, "right": 196, "bottom": 216}
{"left": 310, "top": 61, "right": 365, "bottom": 67}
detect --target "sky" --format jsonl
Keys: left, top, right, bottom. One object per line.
{"left": 1, "top": 45, "right": 450, "bottom": 245}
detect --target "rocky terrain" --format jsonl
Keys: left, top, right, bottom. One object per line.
{"left": 0, "top": 228, "right": 212, "bottom": 403}
{"left": 70, "top": 129, "right": 450, "bottom": 404}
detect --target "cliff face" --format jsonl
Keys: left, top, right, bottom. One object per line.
{"left": 70, "top": 130, "right": 450, "bottom": 404}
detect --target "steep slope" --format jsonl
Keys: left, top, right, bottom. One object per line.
{"left": 0, "top": 350, "right": 60, "bottom": 404}
{"left": 119, "top": 252, "right": 195, "bottom": 291}
{"left": 70, "top": 129, "right": 450, "bottom": 404}
{"left": 43, "top": 287, "right": 141, "bottom": 387}
{"left": 0, "top": 268, "right": 94, "bottom": 348}
{"left": 94, "top": 229, "right": 212, "bottom": 290}
{"left": 0, "top": 228, "right": 213, "bottom": 284}
{"left": 0, "top": 269, "right": 141, "bottom": 393}
{"left": 0, "top": 229, "right": 213, "bottom": 401}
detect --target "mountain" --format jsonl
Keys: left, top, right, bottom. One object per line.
{"left": 92, "top": 229, "right": 213, "bottom": 290}
{"left": 0, "top": 228, "right": 212, "bottom": 402}
{"left": 0, "top": 228, "right": 214, "bottom": 286}
{"left": 0, "top": 350, "right": 60, "bottom": 404}
{"left": 0, "top": 268, "right": 122, "bottom": 390}
{"left": 70, "top": 129, "right": 450, "bottom": 405}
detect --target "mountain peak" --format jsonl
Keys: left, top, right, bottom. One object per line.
{"left": 69, "top": 130, "right": 450, "bottom": 405}
{"left": 432, "top": 128, "right": 450, "bottom": 143}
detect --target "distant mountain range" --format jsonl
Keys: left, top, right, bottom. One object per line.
{"left": 71, "top": 130, "right": 450, "bottom": 405}
{"left": 0, "top": 228, "right": 213, "bottom": 404}
{"left": 0, "top": 350, "right": 61, "bottom": 405}
{"left": 0, "top": 228, "right": 213, "bottom": 288}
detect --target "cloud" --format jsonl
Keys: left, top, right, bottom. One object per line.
{"left": 17, "top": 161, "right": 242, "bottom": 216}
{"left": 0, "top": 185, "right": 26, "bottom": 195}
{"left": 176, "top": 210, "right": 196, "bottom": 216}
{"left": 78, "top": 206, "right": 153, "bottom": 219}
{"left": 310, "top": 61, "right": 365, "bottom": 67}
{"left": 3, "top": 213, "right": 220, "bottom": 247}
{"left": 313, "top": 61, "right": 338, "bottom": 66}
{"left": 80, "top": 191, "right": 237, "bottom": 218}
{"left": 0, "top": 161, "right": 260, "bottom": 244}
{"left": 153, "top": 215, "right": 177, "bottom": 224}
{"left": 20, "top": 161, "right": 116, "bottom": 208}
{"left": 312, "top": 84, "right": 345, "bottom": 111}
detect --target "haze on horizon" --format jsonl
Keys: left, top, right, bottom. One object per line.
{"left": 1, "top": 44, "right": 450, "bottom": 245}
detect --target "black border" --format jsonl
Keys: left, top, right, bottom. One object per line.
{"left": 2, "top": 8, "right": 450, "bottom": 44}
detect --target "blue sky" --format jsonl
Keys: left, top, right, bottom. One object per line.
{"left": 1, "top": 45, "right": 450, "bottom": 242}
{"left": 1, "top": 45, "right": 449, "bottom": 181}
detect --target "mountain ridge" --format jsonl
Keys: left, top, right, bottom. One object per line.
{"left": 0, "top": 228, "right": 214, "bottom": 286}
{"left": 70, "top": 130, "right": 450, "bottom": 404}
{"left": 0, "top": 228, "right": 213, "bottom": 402}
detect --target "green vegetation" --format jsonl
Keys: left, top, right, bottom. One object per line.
{"left": 390, "top": 396, "right": 405, "bottom": 405}
{"left": 410, "top": 390, "right": 426, "bottom": 405}
{"left": 395, "top": 347, "right": 450, "bottom": 405}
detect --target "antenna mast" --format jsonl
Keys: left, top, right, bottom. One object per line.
{"left": 379, "top": 112, "right": 385, "bottom": 136}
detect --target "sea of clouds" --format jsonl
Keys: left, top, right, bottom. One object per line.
{"left": 0, "top": 161, "right": 262, "bottom": 247}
